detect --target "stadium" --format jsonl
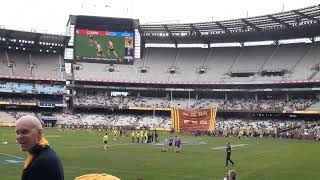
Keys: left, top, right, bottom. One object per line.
{"left": 1, "top": 1, "right": 320, "bottom": 180}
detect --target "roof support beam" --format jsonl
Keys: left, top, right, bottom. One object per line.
{"left": 241, "top": 19, "right": 262, "bottom": 32}
{"left": 309, "top": 37, "right": 315, "bottom": 43}
{"left": 4, "top": 30, "right": 14, "bottom": 42}
{"left": 190, "top": 24, "right": 210, "bottom": 44}
{"left": 215, "top": 22, "right": 232, "bottom": 35}
{"left": 164, "top": 25, "right": 177, "bottom": 45}
{"left": 267, "top": 15, "right": 291, "bottom": 28}
{"left": 34, "top": 34, "right": 41, "bottom": 46}
{"left": 292, "top": 10, "right": 317, "bottom": 21}
{"left": 215, "top": 22, "right": 240, "bottom": 43}
{"left": 190, "top": 24, "right": 201, "bottom": 36}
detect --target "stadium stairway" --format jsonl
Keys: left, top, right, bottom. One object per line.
{"left": 308, "top": 70, "right": 319, "bottom": 80}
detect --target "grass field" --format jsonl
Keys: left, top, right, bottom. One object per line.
{"left": 1, "top": 127, "right": 320, "bottom": 180}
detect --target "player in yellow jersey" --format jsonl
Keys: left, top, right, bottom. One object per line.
{"left": 144, "top": 130, "right": 148, "bottom": 143}
{"left": 136, "top": 131, "right": 140, "bottom": 143}
{"left": 113, "top": 129, "right": 118, "bottom": 142}
{"left": 131, "top": 130, "right": 135, "bottom": 143}
{"left": 103, "top": 133, "right": 109, "bottom": 151}
{"left": 94, "top": 41, "right": 104, "bottom": 58}
{"left": 107, "top": 39, "right": 118, "bottom": 59}
{"left": 140, "top": 130, "right": 144, "bottom": 144}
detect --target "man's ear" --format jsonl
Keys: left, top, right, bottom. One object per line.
{"left": 38, "top": 128, "right": 43, "bottom": 138}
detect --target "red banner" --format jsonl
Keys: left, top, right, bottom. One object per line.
{"left": 171, "top": 107, "right": 217, "bottom": 132}
{"left": 75, "top": 29, "right": 109, "bottom": 36}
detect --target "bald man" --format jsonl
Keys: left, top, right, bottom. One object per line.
{"left": 15, "top": 115, "right": 64, "bottom": 180}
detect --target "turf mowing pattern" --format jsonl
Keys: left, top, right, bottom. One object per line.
{"left": 1, "top": 127, "right": 319, "bottom": 180}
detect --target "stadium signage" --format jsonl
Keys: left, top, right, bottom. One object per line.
{"left": 172, "top": 107, "right": 217, "bottom": 132}
{"left": 76, "top": 29, "right": 108, "bottom": 36}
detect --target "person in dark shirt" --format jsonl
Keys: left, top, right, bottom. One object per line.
{"left": 168, "top": 136, "right": 174, "bottom": 151}
{"left": 15, "top": 115, "right": 64, "bottom": 180}
{"left": 226, "top": 142, "right": 235, "bottom": 166}
{"left": 175, "top": 137, "right": 182, "bottom": 153}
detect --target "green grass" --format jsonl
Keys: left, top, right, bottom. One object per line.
{"left": 1, "top": 127, "right": 320, "bottom": 180}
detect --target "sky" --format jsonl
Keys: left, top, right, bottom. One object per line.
{"left": 0, "top": 0, "right": 319, "bottom": 35}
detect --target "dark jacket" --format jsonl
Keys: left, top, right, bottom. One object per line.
{"left": 22, "top": 145, "right": 64, "bottom": 180}
{"left": 226, "top": 145, "right": 232, "bottom": 157}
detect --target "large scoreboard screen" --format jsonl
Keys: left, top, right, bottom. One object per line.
{"left": 75, "top": 29, "right": 134, "bottom": 64}
{"left": 73, "top": 16, "right": 136, "bottom": 64}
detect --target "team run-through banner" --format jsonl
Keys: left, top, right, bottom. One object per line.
{"left": 171, "top": 107, "right": 217, "bottom": 132}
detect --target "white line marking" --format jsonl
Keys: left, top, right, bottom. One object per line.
{"left": 0, "top": 153, "right": 24, "bottom": 159}
{"left": 45, "top": 135, "right": 61, "bottom": 138}
{"left": 5, "top": 160, "right": 25, "bottom": 163}
{"left": 64, "top": 143, "right": 132, "bottom": 149}
{"left": 153, "top": 141, "right": 206, "bottom": 146}
{"left": 211, "top": 144, "right": 249, "bottom": 150}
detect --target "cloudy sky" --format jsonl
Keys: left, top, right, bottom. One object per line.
{"left": 0, "top": 0, "right": 319, "bottom": 35}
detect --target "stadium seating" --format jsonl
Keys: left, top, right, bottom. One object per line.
{"left": 7, "top": 51, "right": 33, "bottom": 77}
{"left": 170, "top": 48, "right": 209, "bottom": 81}
{"left": 73, "top": 93, "right": 315, "bottom": 111}
{"left": 0, "top": 50, "right": 13, "bottom": 76}
{"left": 55, "top": 113, "right": 172, "bottom": 128}
{"left": 0, "top": 81, "right": 64, "bottom": 94}
{"left": 31, "top": 53, "right": 63, "bottom": 79}
{"left": 214, "top": 118, "right": 320, "bottom": 138}
{"left": 230, "top": 45, "right": 275, "bottom": 73}
{"left": 0, "top": 50, "right": 63, "bottom": 80}
{"left": 261, "top": 43, "right": 310, "bottom": 72}
{"left": 0, "top": 111, "right": 17, "bottom": 122}
{"left": 71, "top": 42, "right": 320, "bottom": 83}
{"left": 141, "top": 48, "right": 178, "bottom": 81}
{"left": 0, "top": 111, "right": 36, "bottom": 122}
{"left": 290, "top": 42, "right": 320, "bottom": 80}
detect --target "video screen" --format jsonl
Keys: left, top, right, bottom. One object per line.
{"left": 75, "top": 29, "right": 134, "bottom": 64}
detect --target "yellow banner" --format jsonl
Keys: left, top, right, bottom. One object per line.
{"left": 0, "top": 122, "right": 16, "bottom": 127}
{"left": 292, "top": 110, "right": 320, "bottom": 114}
{"left": 129, "top": 107, "right": 171, "bottom": 111}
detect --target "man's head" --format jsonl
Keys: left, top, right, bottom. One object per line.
{"left": 15, "top": 115, "right": 43, "bottom": 152}
{"left": 228, "top": 170, "right": 237, "bottom": 180}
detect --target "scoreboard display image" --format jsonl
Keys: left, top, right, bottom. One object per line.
{"left": 75, "top": 29, "right": 134, "bottom": 64}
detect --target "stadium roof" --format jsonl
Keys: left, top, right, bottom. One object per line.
{"left": 67, "top": 15, "right": 139, "bottom": 31}
{"left": 0, "top": 28, "right": 70, "bottom": 46}
{"left": 139, "top": 4, "right": 320, "bottom": 44}
{"left": 0, "top": 28, "right": 70, "bottom": 54}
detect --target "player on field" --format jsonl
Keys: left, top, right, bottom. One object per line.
{"left": 226, "top": 142, "right": 235, "bottom": 166}
{"left": 94, "top": 41, "right": 104, "bottom": 58}
{"left": 107, "top": 39, "right": 118, "bottom": 59}
{"left": 131, "top": 130, "right": 136, "bottom": 143}
{"left": 136, "top": 131, "right": 140, "bottom": 144}
{"left": 168, "top": 135, "right": 174, "bottom": 151}
{"left": 113, "top": 129, "right": 118, "bottom": 142}
{"left": 88, "top": 34, "right": 96, "bottom": 46}
{"left": 103, "top": 133, "right": 109, "bottom": 151}
{"left": 175, "top": 137, "right": 182, "bottom": 153}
